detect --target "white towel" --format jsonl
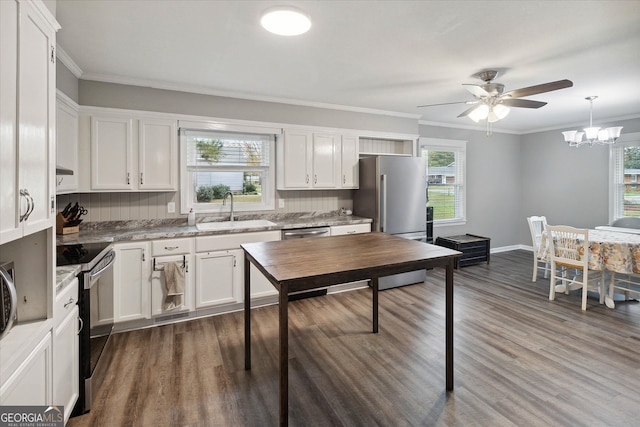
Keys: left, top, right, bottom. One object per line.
{"left": 163, "top": 261, "right": 185, "bottom": 311}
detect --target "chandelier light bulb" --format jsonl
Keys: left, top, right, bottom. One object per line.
{"left": 561, "top": 96, "right": 623, "bottom": 147}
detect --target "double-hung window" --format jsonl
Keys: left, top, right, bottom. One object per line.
{"left": 419, "top": 137, "right": 467, "bottom": 225}
{"left": 180, "top": 123, "right": 278, "bottom": 214}
{"left": 610, "top": 132, "right": 640, "bottom": 220}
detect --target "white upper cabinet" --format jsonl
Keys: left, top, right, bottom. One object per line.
{"left": 56, "top": 92, "right": 79, "bottom": 194}
{"left": 340, "top": 135, "right": 359, "bottom": 189}
{"left": 91, "top": 115, "right": 134, "bottom": 190}
{"left": 89, "top": 113, "right": 178, "bottom": 191}
{"left": 277, "top": 129, "right": 357, "bottom": 190}
{"left": 0, "top": 0, "right": 58, "bottom": 244}
{"left": 312, "top": 132, "right": 339, "bottom": 188}
{"left": 278, "top": 129, "right": 313, "bottom": 189}
{"left": 138, "top": 119, "right": 178, "bottom": 190}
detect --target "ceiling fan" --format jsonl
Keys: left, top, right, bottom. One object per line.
{"left": 418, "top": 70, "right": 573, "bottom": 131}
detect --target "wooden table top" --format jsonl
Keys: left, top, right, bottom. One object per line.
{"left": 241, "top": 232, "right": 461, "bottom": 292}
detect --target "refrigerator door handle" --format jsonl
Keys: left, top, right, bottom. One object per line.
{"left": 380, "top": 174, "right": 387, "bottom": 232}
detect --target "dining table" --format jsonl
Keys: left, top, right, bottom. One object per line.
{"left": 541, "top": 227, "right": 640, "bottom": 308}
{"left": 241, "top": 232, "right": 462, "bottom": 426}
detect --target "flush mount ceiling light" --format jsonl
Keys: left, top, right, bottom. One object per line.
{"left": 260, "top": 7, "right": 311, "bottom": 36}
{"left": 562, "top": 96, "right": 623, "bottom": 147}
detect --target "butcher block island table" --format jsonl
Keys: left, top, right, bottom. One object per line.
{"left": 241, "top": 232, "right": 462, "bottom": 426}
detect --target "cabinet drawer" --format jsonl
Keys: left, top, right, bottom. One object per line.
{"left": 151, "top": 238, "right": 193, "bottom": 256}
{"left": 196, "top": 231, "right": 280, "bottom": 252}
{"left": 330, "top": 223, "right": 371, "bottom": 236}
{"left": 55, "top": 278, "right": 79, "bottom": 327}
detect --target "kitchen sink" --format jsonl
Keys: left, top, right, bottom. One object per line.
{"left": 196, "top": 219, "right": 277, "bottom": 231}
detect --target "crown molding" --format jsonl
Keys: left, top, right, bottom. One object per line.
{"left": 56, "top": 45, "right": 83, "bottom": 78}
{"left": 79, "top": 72, "right": 421, "bottom": 120}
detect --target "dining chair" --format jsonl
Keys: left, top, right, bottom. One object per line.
{"left": 547, "top": 225, "right": 603, "bottom": 311}
{"left": 527, "top": 215, "right": 550, "bottom": 282}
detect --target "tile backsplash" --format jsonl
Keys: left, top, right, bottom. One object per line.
{"left": 56, "top": 190, "right": 354, "bottom": 223}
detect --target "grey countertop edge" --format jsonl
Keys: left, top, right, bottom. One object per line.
{"left": 56, "top": 265, "right": 82, "bottom": 293}
{"left": 55, "top": 215, "right": 372, "bottom": 288}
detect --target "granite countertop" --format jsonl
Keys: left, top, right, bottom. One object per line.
{"left": 55, "top": 213, "right": 372, "bottom": 288}
{"left": 56, "top": 213, "right": 372, "bottom": 245}
{"left": 56, "top": 265, "right": 82, "bottom": 293}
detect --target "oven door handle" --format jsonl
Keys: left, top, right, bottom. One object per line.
{"left": 88, "top": 251, "right": 116, "bottom": 281}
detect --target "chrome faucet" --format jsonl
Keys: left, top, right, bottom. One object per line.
{"left": 223, "top": 191, "right": 234, "bottom": 222}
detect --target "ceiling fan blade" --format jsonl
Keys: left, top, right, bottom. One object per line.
{"left": 417, "top": 100, "right": 477, "bottom": 108}
{"left": 457, "top": 105, "right": 481, "bottom": 118}
{"left": 500, "top": 98, "right": 547, "bottom": 109}
{"left": 463, "top": 84, "right": 490, "bottom": 98}
{"left": 503, "top": 79, "right": 573, "bottom": 99}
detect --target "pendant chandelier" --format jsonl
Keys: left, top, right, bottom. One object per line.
{"left": 562, "top": 96, "right": 623, "bottom": 147}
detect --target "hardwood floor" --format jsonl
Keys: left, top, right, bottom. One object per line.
{"left": 67, "top": 250, "right": 640, "bottom": 426}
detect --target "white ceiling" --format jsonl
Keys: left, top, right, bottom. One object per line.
{"left": 55, "top": 0, "right": 640, "bottom": 134}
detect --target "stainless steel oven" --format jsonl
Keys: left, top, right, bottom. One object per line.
{"left": 57, "top": 242, "right": 116, "bottom": 415}
{"left": 0, "top": 261, "right": 17, "bottom": 340}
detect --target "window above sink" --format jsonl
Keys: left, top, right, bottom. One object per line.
{"left": 179, "top": 122, "right": 279, "bottom": 214}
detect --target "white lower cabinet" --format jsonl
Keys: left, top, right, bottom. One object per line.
{"left": 150, "top": 238, "right": 194, "bottom": 316}
{"left": 53, "top": 278, "right": 79, "bottom": 424}
{"left": 195, "top": 249, "right": 243, "bottom": 308}
{"left": 0, "top": 332, "right": 52, "bottom": 405}
{"left": 195, "top": 231, "right": 280, "bottom": 307}
{"left": 113, "top": 241, "right": 151, "bottom": 323}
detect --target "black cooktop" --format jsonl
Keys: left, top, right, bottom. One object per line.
{"left": 56, "top": 242, "right": 112, "bottom": 268}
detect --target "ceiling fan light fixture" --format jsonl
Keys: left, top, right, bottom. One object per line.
{"left": 468, "top": 104, "right": 489, "bottom": 122}
{"left": 261, "top": 7, "right": 311, "bottom": 36}
{"left": 491, "top": 104, "right": 511, "bottom": 122}
{"left": 562, "top": 96, "right": 623, "bottom": 147}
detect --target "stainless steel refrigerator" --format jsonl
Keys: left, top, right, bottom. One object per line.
{"left": 353, "top": 155, "right": 427, "bottom": 289}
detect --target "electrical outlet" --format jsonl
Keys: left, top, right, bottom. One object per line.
{"left": 167, "top": 202, "right": 175, "bottom": 213}
{"left": 279, "top": 198, "right": 285, "bottom": 209}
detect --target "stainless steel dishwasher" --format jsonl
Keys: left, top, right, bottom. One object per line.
{"left": 281, "top": 226, "right": 331, "bottom": 300}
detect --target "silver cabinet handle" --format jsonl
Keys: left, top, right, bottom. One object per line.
{"left": 127, "top": 172, "right": 131, "bottom": 185}
{"left": 64, "top": 297, "right": 75, "bottom": 308}
{"left": 140, "top": 172, "right": 144, "bottom": 185}
{"left": 78, "top": 317, "right": 84, "bottom": 334}
{"left": 19, "top": 189, "right": 34, "bottom": 222}
{"left": 314, "top": 174, "right": 318, "bottom": 184}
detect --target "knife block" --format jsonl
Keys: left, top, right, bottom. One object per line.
{"left": 56, "top": 212, "right": 80, "bottom": 235}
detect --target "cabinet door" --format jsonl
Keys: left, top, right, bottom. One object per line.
{"left": 53, "top": 306, "right": 79, "bottom": 423}
{"left": 56, "top": 95, "right": 79, "bottom": 194}
{"left": 0, "top": 332, "right": 52, "bottom": 405}
{"left": 114, "top": 242, "right": 150, "bottom": 322}
{"left": 150, "top": 255, "right": 193, "bottom": 316}
{"left": 138, "top": 119, "right": 178, "bottom": 190}
{"left": 91, "top": 116, "right": 134, "bottom": 190}
{"left": 312, "top": 133, "right": 338, "bottom": 188}
{"left": 17, "top": 0, "right": 56, "bottom": 237}
{"left": 340, "top": 135, "right": 359, "bottom": 189}
{"left": 195, "top": 249, "right": 242, "bottom": 308}
{"left": 0, "top": 0, "right": 20, "bottom": 244}
{"left": 281, "top": 130, "right": 312, "bottom": 189}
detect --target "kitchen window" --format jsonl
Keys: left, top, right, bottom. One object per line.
{"left": 419, "top": 137, "right": 466, "bottom": 225}
{"left": 610, "top": 132, "right": 640, "bottom": 221}
{"left": 180, "top": 124, "right": 277, "bottom": 214}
